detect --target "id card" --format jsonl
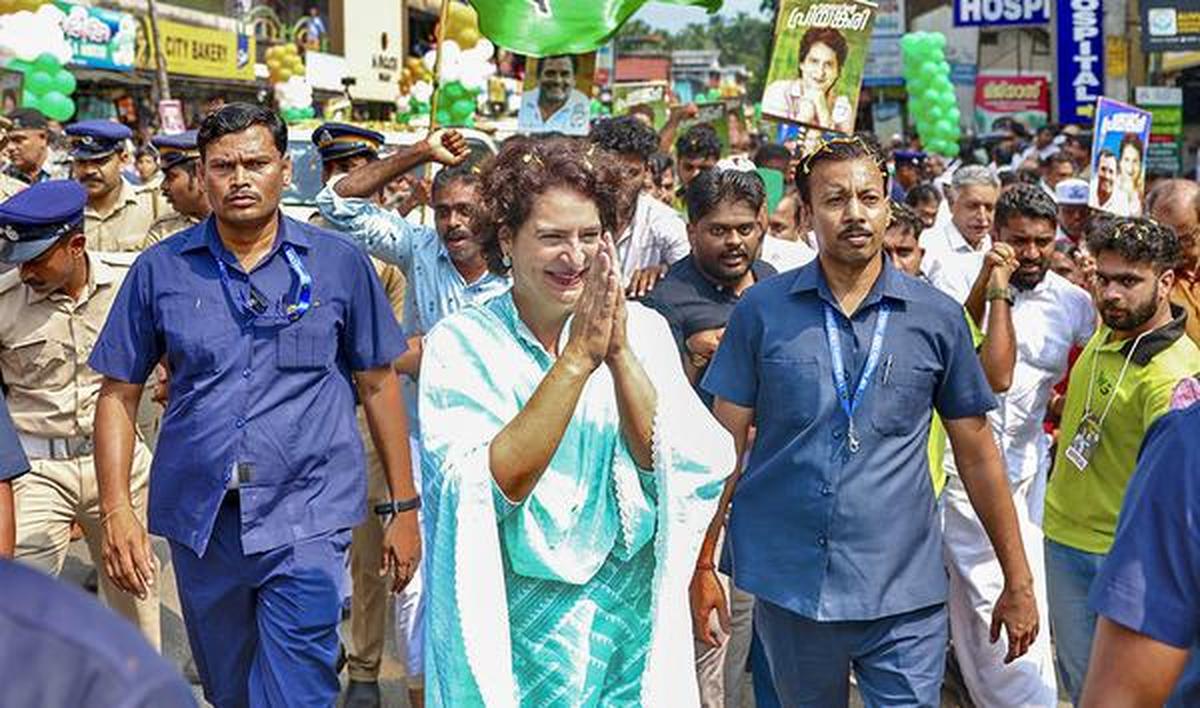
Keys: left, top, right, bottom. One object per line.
{"left": 1065, "top": 415, "right": 1102, "bottom": 472}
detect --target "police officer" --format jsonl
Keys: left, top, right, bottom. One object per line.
{"left": 4, "top": 107, "right": 60, "bottom": 185}
{"left": 0, "top": 180, "right": 160, "bottom": 647}
{"left": 143, "top": 130, "right": 211, "bottom": 248}
{"left": 65, "top": 120, "right": 160, "bottom": 252}
{"left": 312, "top": 121, "right": 408, "bottom": 708}
{"left": 90, "top": 103, "right": 419, "bottom": 707}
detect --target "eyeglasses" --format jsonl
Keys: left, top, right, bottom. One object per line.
{"left": 796, "top": 134, "right": 885, "bottom": 177}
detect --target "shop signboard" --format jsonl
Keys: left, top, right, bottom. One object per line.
{"left": 1055, "top": 0, "right": 1104, "bottom": 124}
{"left": 1142, "top": 0, "right": 1200, "bottom": 52}
{"left": 136, "top": 17, "right": 255, "bottom": 82}
{"left": 1136, "top": 86, "right": 1183, "bottom": 176}
{"left": 57, "top": 2, "right": 137, "bottom": 72}
{"left": 954, "top": 0, "right": 1049, "bottom": 27}
{"left": 974, "top": 74, "right": 1050, "bottom": 133}
{"left": 864, "top": 0, "right": 905, "bottom": 87}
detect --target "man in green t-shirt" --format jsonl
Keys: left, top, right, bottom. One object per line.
{"left": 1043, "top": 217, "right": 1200, "bottom": 703}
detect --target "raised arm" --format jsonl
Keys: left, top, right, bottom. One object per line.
{"left": 334, "top": 130, "right": 467, "bottom": 199}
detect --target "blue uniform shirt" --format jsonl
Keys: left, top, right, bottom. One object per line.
{"left": 0, "top": 395, "right": 28, "bottom": 481}
{"left": 0, "top": 559, "right": 197, "bottom": 707}
{"left": 1090, "top": 405, "right": 1200, "bottom": 664}
{"left": 702, "top": 257, "right": 996, "bottom": 621}
{"left": 89, "top": 215, "right": 407, "bottom": 556}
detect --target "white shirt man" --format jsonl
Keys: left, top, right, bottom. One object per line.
{"left": 615, "top": 192, "right": 691, "bottom": 281}
{"left": 922, "top": 166, "right": 1001, "bottom": 303}
{"left": 759, "top": 234, "right": 816, "bottom": 272}
{"left": 943, "top": 184, "right": 1095, "bottom": 707}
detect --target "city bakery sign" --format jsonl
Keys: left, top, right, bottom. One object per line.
{"left": 136, "top": 17, "right": 255, "bottom": 82}
{"left": 1055, "top": 0, "right": 1104, "bottom": 123}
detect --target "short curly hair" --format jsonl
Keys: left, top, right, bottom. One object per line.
{"left": 1086, "top": 216, "right": 1182, "bottom": 275}
{"left": 589, "top": 116, "right": 660, "bottom": 162}
{"left": 994, "top": 182, "right": 1058, "bottom": 231}
{"left": 676, "top": 124, "right": 722, "bottom": 161}
{"left": 477, "top": 136, "right": 625, "bottom": 276}
{"left": 888, "top": 201, "right": 924, "bottom": 239}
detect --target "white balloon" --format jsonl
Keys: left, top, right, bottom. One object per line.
{"left": 472, "top": 39, "right": 494, "bottom": 59}
{"left": 411, "top": 80, "right": 434, "bottom": 103}
{"left": 422, "top": 49, "right": 438, "bottom": 72}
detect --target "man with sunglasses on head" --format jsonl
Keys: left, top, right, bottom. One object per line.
{"left": 0, "top": 180, "right": 160, "bottom": 647}
{"left": 701, "top": 136, "right": 1038, "bottom": 706}
{"left": 89, "top": 104, "right": 419, "bottom": 708}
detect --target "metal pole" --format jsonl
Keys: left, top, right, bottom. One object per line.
{"left": 428, "top": 0, "right": 453, "bottom": 128}
{"left": 147, "top": 0, "right": 172, "bottom": 102}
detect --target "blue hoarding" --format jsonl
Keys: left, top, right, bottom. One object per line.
{"left": 1056, "top": 0, "right": 1104, "bottom": 124}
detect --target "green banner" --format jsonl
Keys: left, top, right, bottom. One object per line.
{"left": 469, "top": 0, "right": 722, "bottom": 56}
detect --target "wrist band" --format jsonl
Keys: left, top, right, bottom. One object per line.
{"left": 374, "top": 496, "right": 421, "bottom": 516}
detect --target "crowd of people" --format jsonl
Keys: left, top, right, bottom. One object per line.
{"left": 0, "top": 98, "right": 1197, "bottom": 708}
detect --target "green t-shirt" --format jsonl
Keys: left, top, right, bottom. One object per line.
{"left": 1044, "top": 313, "right": 1200, "bottom": 554}
{"left": 928, "top": 309, "right": 985, "bottom": 496}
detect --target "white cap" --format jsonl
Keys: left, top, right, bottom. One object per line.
{"left": 1055, "top": 178, "right": 1089, "bottom": 205}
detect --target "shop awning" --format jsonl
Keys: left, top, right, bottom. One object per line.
{"left": 70, "top": 68, "right": 153, "bottom": 87}
{"left": 1163, "top": 51, "right": 1200, "bottom": 73}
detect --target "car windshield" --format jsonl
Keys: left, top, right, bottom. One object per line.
{"left": 283, "top": 140, "right": 323, "bottom": 206}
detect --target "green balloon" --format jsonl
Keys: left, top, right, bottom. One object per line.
{"left": 450, "top": 98, "right": 474, "bottom": 120}
{"left": 27, "top": 71, "right": 52, "bottom": 96}
{"left": 442, "top": 81, "right": 465, "bottom": 101}
{"left": 51, "top": 70, "right": 76, "bottom": 96}
{"left": 33, "top": 53, "right": 60, "bottom": 74}
{"left": 435, "top": 109, "right": 453, "bottom": 126}
{"left": 20, "top": 90, "right": 38, "bottom": 110}
{"left": 39, "top": 92, "right": 74, "bottom": 122}
{"left": 6, "top": 58, "right": 32, "bottom": 73}
{"left": 947, "top": 106, "right": 962, "bottom": 124}
{"left": 300, "top": 106, "right": 315, "bottom": 119}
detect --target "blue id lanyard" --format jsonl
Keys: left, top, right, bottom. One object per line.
{"left": 823, "top": 302, "right": 890, "bottom": 454}
{"left": 215, "top": 243, "right": 312, "bottom": 326}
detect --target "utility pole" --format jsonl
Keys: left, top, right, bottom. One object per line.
{"left": 147, "top": 0, "right": 172, "bottom": 102}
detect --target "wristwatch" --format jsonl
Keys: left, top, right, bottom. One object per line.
{"left": 373, "top": 496, "right": 421, "bottom": 516}
{"left": 986, "top": 285, "right": 1015, "bottom": 305}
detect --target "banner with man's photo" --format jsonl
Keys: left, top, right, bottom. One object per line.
{"left": 762, "top": 0, "right": 878, "bottom": 134}
{"left": 1089, "top": 97, "right": 1152, "bottom": 217}
{"left": 517, "top": 53, "right": 596, "bottom": 136}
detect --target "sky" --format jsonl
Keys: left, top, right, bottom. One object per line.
{"left": 633, "top": 0, "right": 769, "bottom": 32}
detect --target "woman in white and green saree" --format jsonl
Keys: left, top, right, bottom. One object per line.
{"left": 418, "top": 136, "right": 735, "bottom": 707}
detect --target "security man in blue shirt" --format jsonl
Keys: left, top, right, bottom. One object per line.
{"left": 89, "top": 104, "right": 418, "bottom": 708}
{"left": 700, "top": 136, "right": 1038, "bottom": 706}
{"left": 0, "top": 395, "right": 29, "bottom": 557}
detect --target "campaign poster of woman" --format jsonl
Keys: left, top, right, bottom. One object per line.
{"left": 1089, "top": 97, "right": 1152, "bottom": 217}
{"left": 761, "top": 0, "right": 877, "bottom": 134}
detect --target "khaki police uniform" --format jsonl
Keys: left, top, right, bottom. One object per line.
{"left": 0, "top": 251, "right": 160, "bottom": 648}
{"left": 84, "top": 181, "right": 159, "bottom": 252}
{"left": 349, "top": 250, "right": 407, "bottom": 684}
{"left": 143, "top": 212, "right": 201, "bottom": 249}
{"left": 0, "top": 171, "right": 28, "bottom": 201}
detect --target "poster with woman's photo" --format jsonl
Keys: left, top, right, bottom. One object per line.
{"left": 517, "top": 53, "right": 596, "bottom": 136}
{"left": 762, "top": 0, "right": 877, "bottom": 134}
{"left": 1089, "top": 97, "right": 1152, "bottom": 217}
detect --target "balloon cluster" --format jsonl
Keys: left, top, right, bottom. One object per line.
{"left": 265, "top": 43, "right": 304, "bottom": 84}
{"left": 421, "top": 39, "right": 495, "bottom": 96}
{"left": 266, "top": 44, "right": 314, "bottom": 123}
{"left": 441, "top": 1, "right": 482, "bottom": 50}
{"left": 277, "top": 75, "right": 315, "bottom": 123}
{"left": 0, "top": 4, "right": 76, "bottom": 121}
{"left": 900, "top": 32, "right": 961, "bottom": 158}
{"left": 400, "top": 55, "right": 433, "bottom": 95}
{"left": 396, "top": 79, "right": 432, "bottom": 126}
{"left": 433, "top": 79, "right": 478, "bottom": 127}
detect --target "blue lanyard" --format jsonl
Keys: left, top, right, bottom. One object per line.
{"left": 823, "top": 302, "right": 890, "bottom": 454}
{"left": 215, "top": 243, "right": 312, "bottom": 326}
